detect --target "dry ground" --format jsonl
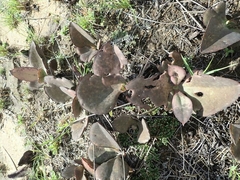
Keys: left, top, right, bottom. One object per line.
{"left": 0, "top": 0, "right": 240, "bottom": 180}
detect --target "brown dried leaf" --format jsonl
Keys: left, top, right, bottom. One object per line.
{"left": 71, "top": 118, "right": 88, "bottom": 141}
{"left": 10, "top": 67, "right": 39, "bottom": 82}
{"left": 172, "top": 91, "right": 193, "bottom": 126}
{"left": 77, "top": 74, "right": 123, "bottom": 114}
{"left": 182, "top": 72, "right": 240, "bottom": 116}
{"left": 95, "top": 155, "right": 129, "bottom": 180}
{"left": 102, "top": 75, "right": 125, "bottom": 87}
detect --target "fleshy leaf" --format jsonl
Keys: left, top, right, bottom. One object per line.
{"left": 137, "top": 119, "right": 150, "bottom": 143}
{"left": 113, "top": 44, "right": 128, "bottom": 68}
{"left": 71, "top": 118, "right": 88, "bottom": 141}
{"left": 201, "top": 2, "right": 240, "bottom": 54}
{"left": 10, "top": 67, "right": 39, "bottom": 82}
{"left": 8, "top": 166, "right": 28, "bottom": 179}
{"left": 102, "top": 75, "right": 125, "bottom": 87}
{"left": 229, "top": 124, "right": 240, "bottom": 146}
{"left": 182, "top": 72, "right": 240, "bottom": 116}
{"left": 169, "top": 51, "right": 184, "bottom": 67}
{"left": 112, "top": 115, "right": 138, "bottom": 133}
{"left": 38, "top": 68, "right": 47, "bottom": 83}
{"left": 92, "top": 42, "right": 121, "bottom": 77}
{"left": 172, "top": 91, "right": 193, "bottom": 125}
{"left": 69, "top": 22, "right": 96, "bottom": 48}
{"left": 77, "top": 74, "right": 124, "bottom": 115}
{"left": 230, "top": 139, "right": 240, "bottom": 161}
{"left": 72, "top": 96, "right": 83, "bottom": 118}
{"left": 146, "top": 72, "right": 173, "bottom": 108}
{"left": 60, "top": 87, "right": 76, "bottom": 99}
{"left": 29, "top": 41, "right": 48, "bottom": 73}
{"left": 61, "top": 165, "right": 78, "bottom": 178}
{"left": 90, "top": 122, "right": 121, "bottom": 151}
{"left": 76, "top": 47, "right": 97, "bottom": 62}
{"left": 18, "top": 150, "right": 34, "bottom": 166}
{"left": 168, "top": 65, "right": 186, "bottom": 85}
{"left": 44, "top": 76, "right": 73, "bottom": 89}
{"left": 126, "top": 75, "right": 158, "bottom": 109}
{"left": 44, "top": 85, "right": 71, "bottom": 103}
{"left": 88, "top": 144, "right": 118, "bottom": 164}
{"left": 81, "top": 158, "right": 95, "bottom": 175}
{"left": 95, "top": 155, "right": 129, "bottom": 180}
{"left": 74, "top": 165, "right": 84, "bottom": 180}
{"left": 203, "top": 2, "right": 225, "bottom": 27}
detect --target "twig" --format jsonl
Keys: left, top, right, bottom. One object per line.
{"left": 2, "top": 146, "right": 18, "bottom": 170}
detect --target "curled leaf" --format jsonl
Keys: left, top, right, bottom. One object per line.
{"left": 29, "top": 41, "right": 48, "bottom": 73}
{"left": 168, "top": 65, "right": 186, "bottom": 85}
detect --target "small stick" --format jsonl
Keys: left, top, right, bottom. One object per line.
{"left": 2, "top": 146, "right": 18, "bottom": 170}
